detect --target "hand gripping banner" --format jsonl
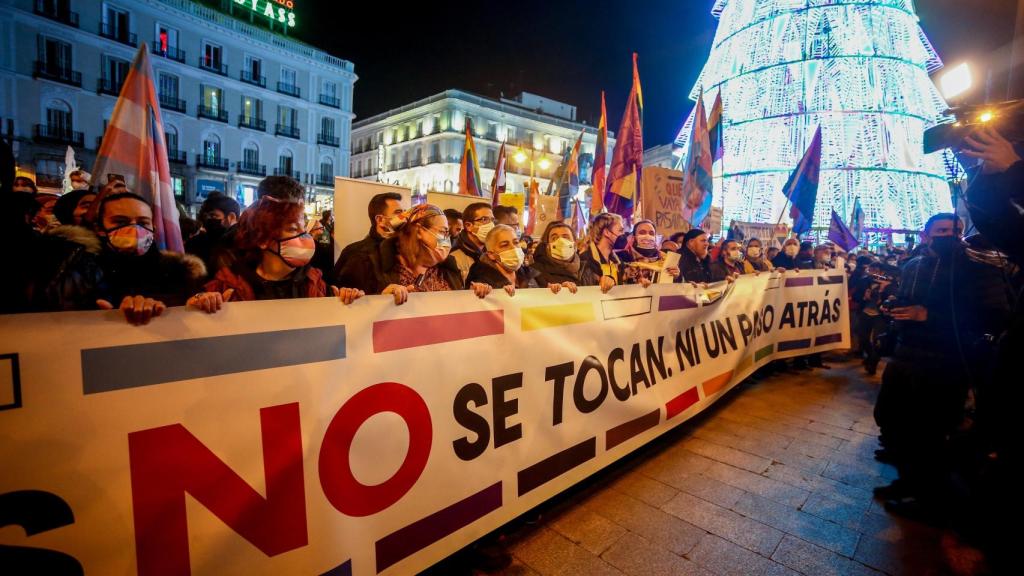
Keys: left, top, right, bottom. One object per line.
{"left": 0, "top": 270, "right": 849, "bottom": 575}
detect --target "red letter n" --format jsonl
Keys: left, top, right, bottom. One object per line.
{"left": 128, "top": 403, "right": 307, "bottom": 576}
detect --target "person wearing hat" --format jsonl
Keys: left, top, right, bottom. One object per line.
{"left": 674, "top": 228, "right": 713, "bottom": 284}
{"left": 340, "top": 203, "right": 493, "bottom": 305}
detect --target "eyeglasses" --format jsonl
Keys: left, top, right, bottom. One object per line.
{"left": 471, "top": 216, "right": 495, "bottom": 224}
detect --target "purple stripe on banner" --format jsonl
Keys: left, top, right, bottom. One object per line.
{"left": 375, "top": 482, "right": 502, "bottom": 572}
{"left": 606, "top": 409, "right": 661, "bottom": 450}
{"left": 518, "top": 438, "right": 596, "bottom": 496}
{"left": 320, "top": 560, "right": 352, "bottom": 576}
{"left": 778, "top": 338, "right": 812, "bottom": 351}
{"left": 373, "top": 310, "right": 503, "bottom": 353}
{"left": 659, "top": 295, "right": 698, "bottom": 311}
{"left": 784, "top": 277, "right": 814, "bottom": 287}
{"left": 817, "top": 275, "right": 844, "bottom": 285}
{"left": 815, "top": 333, "right": 843, "bottom": 346}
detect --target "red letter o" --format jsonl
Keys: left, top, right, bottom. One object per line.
{"left": 319, "top": 382, "right": 432, "bottom": 517}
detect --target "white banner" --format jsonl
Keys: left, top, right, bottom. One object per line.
{"left": 0, "top": 271, "right": 849, "bottom": 575}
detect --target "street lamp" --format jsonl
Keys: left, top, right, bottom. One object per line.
{"left": 513, "top": 147, "right": 549, "bottom": 183}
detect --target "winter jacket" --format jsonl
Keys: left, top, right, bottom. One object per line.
{"left": 451, "top": 230, "right": 485, "bottom": 282}
{"left": 709, "top": 259, "right": 742, "bottom": 282}
{"left": 22, "top": 225, "right": 104, "bottom": 312}
{"left": 92, "top": 231, "right": 207, "bottom": 307}
{"left": 342, "top": 236, "right": 464, "bottom": 294}
{"left": 467, "top": 258, "right": 541, "bottom": 289}
{"left": 674, "top": 245, "right": 712, "bottom": 284}
{"left": 205, "top": 262, "right": 326, "bottom": 301}
{"left": 333, "top": 228, "right": 385, "bottom": 285}
{"left": 578, "top": 242, "right": 621, "bottom": 286}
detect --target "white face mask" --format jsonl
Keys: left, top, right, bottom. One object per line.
{"left": 497, "top": 246, "right": 525, "bottom": 271}
{"left": 550, "top": 237, "right": 576, "bottom": 261}
{"left": 784, "top": 245, "right": 799, "bottom": 257}
{"left": 474, "top": 221, "right": 495, "bottom": 245}
{"left": 636, "top": 235, "right": 657, "bottom": 249}
{"left": 726, "top": 249, "right": 742, "bottom": 262}
{"left": 746, "top": 247, "right": 761, "bottom": 259}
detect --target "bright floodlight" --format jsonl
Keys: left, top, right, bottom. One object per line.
{"left": 940, "top": 63, "right": 972, "bottom": 100}
{"left": 513, "top": 150, "right": 528, "bottom": 164}
{"left": 538, "top": 158, "right": 552, "bottom": 170}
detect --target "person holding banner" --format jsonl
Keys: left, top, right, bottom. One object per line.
{"left": 196, "top": 194, "right": 332, "bottom": 309}
{"left": 532, "top": 221, "right": 583, "bottom": 291}
{"left": 344, "top": 204, "right": 494, "bottom": 305}
{"left": 742, "top": 238, "right": 773, "bottom": 273}
{"left": 333, "top": 192, "right": 405, "bottom": 286}
{"left": 617, "top": 219, "right": 680, "bottom": 285}
{"left": 709, "top": 239, "right": 743, "bottom": 282}
{"left": 579, "top": 212, "right": 624, "bottom": 293}
{"left": 92, "top": 192, "right": 207, "bottom": 324}
{"left": 772, "top": 237, "right": 801, "bottom": 270}
{"left": 451, "top": 202, "right": 495, "bottom": 282}
{"left": 674, "top": 228, "right": 713, "bottom": 284}
{"left": 467, "top": 224, "right": 560, "bottom": 295}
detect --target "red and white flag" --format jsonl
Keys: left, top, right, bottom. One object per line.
{"left": 91, "top": 44, "right": 182, "bottom": 251}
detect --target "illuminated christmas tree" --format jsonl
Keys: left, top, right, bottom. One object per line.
{"left": 675, "top": 0, "right": 954, "bottom": 235}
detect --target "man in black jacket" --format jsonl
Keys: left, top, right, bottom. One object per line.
{"left": 333, "top": 192, "right": 404, "bottom": 286}
{"left": 674, "top": 228, "right": 712, "bottom": 284}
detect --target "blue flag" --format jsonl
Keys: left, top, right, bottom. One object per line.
{"left": 849, "top": 197, "right": 865, "bottom": 242}
{"left": 828, "top": 209, "right": 859, "bottom": 251}
{"left": 784, "top": 127, "right": 822, "bottom": 236}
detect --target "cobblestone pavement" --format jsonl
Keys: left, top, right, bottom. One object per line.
{"left": 488, "top": 358, "right": 987, "bottom": 576}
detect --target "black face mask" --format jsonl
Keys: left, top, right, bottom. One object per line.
{"left": 204, "top": 218, "right": 226, "bottom": 239}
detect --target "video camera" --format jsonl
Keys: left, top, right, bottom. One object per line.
{"left": 923, "top": 99, "right": 1024, "bottom": 154}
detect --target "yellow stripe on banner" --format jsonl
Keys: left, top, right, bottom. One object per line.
{"left": 701, "top": 370, "right": 734, "bottom": 397}
{"left": 521, "top": 303, "right": 595, "bottom": 331}
{"left": 736, "top": 355, "right": 753, "bottom": 375}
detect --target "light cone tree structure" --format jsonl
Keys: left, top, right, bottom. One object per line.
{"left": 675, "top": 0, "right": 954, "bottom": 235}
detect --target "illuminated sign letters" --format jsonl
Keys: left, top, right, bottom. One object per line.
{"left": 234, "top": 0, "right": 297, "bottom": 28}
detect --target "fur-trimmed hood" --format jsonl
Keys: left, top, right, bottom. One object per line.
{"left": 45, "top": 225, "right": 102, "bottom": 255}
{"left": 159, "top": 250, "right": 207, "bottom": 282}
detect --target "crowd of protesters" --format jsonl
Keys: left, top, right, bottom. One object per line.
{"left": 3, "top": 124, "right": 1023, "bottom": 572}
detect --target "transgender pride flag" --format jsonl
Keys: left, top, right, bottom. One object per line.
{"left": 91, "top": 44, "right": 182, "bottom": 252}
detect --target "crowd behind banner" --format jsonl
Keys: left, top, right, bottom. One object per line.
{"left": 1, "top": 123, "right": 1022, "bottom": 573}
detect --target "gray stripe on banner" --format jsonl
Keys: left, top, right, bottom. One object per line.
{"left": 81, "top": 325, "right": 346, "bottom": 394}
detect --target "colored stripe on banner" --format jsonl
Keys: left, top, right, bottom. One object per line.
{"left": 518, "top": 438, "right": 596, "bottom": 496}
{"left": 375, "top": 482, "right": 502, "bottom": 572}
{"left": 666, "top": 387, "right": 701, "bottom": 420}
{"left": 755, "top": 344, "right": 775, "bottom": 362}
{"left": 764, "top": 277, "right": 781, "bottom": 291}
{"left": 736, "top": 355, "right": 753, "bottom": 375}
{"left": 81, "top": 326, "right": 346, "bottom": 394}
{"left": 601, "top": 296, "right": 652, "bottom": 320}
{"left": 521, "top": 303, "right": 595, "bottom": 331}
{"left": 784, "top": 277, "right": 814, "bottom": 287}
{"left": 373, "top": 310, "right": 503, "bottom": 353}
{"left": 815, "top": 333, "right": 843, "bottom": 346}
{"left": 817, "top": 275, "right": 844, "bottom": 285}
{"left": 320, "top": 559, "right": 352, "bottom": 576}
{"left": 658, "top": 295, "right": 698, "bottom": 311}
{"left": 778, "top": 338, "right": 812, "bottom": 352}
{"left": 702, "top": 370, "right": 733, "bottom": 397}
{"left": 606, "top": 409, "right": 660, "bottom": 450}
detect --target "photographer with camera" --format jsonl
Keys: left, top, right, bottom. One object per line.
{"left": 854, "top": 261, "right": 899, "bottom": 377}
{"left": 873, "top": 213, "right": 1009, "bottom": 522}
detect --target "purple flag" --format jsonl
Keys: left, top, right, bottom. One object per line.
{"left": 828, "top": 209, "right": 859, "bottom": 251}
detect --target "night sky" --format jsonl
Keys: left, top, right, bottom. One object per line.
{"left": 290, "top": 1, "right": 1017, "bottom": 145}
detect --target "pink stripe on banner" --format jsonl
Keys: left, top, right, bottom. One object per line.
{"left": 373, "top": 310, "right": 503, "bottom": 352}
{"left": 784, "top": 277, "right": 814, "bottom": 287}
{"left": 659, "top": 295, "right": 698, "bottom": 311}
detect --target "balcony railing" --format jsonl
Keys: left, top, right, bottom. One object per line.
{"left": 316, "top": 173, "right": 334, "bottom": 186}
{"left": 34, "top": 1, "right": 79, "bottom": 27}
{"left": 195, "top": 154, "right": 228, "bottom": 170}
{"left": 99, "top": 23, "right": 137, "bottom": 47}
{"left": 32, "top": 61, "right": 81, "bottom": 87}
{"left": 237, "top": 162, "right": 266, "bottom": 177}
{"left": 277, "top": 82, "right": 301, "bottom": 98}
{"left": 240, "top": 70, "right": 266, "bottom": 88}
{"left": 273, "top": 168, "right": 301, "bottom": 180}
{"left": 166, "top": 149, "right": 187, "bottom": 164}
{"left": 238, "top": 115, "right": 266, "bottom": 131}
{"left": 152, "top": 43, "right": 186, "bottom": 63}
{"left": 198, "top": 105, "right": 228, "bottom": 123}
{"left": 198, "top": 57, "right": 228, "bottom": 76}
{"left": 275, "top": 124, "right": 300, "bottom": 139}
{"left": 427, "top": 155, "right": 441, "bottom": 164}
{"left": 34, "top": 124, "right": 83, "bottom": 147}
{"left": 159, "top": 94, "right": 187, "bottom": 113}
{"left": 317, "top": 133, "right": 339, "bottom": 147}
{"left": 319, "top": 94, "right": 340, "bottom": 108}
{"left": 97, "top": 77, "right": 124, "bottom": 96}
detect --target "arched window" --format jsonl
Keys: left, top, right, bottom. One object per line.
{"left": 319, "top": 157, "right": 334, "bottom": 183}
{"left": 242, "top": 141, "right": 260, "bottom": 168}
{"left": 45, "top": 99, "right": 72, "bottom": 136}
{"left": 164, "top": 124, "right": 178, "bottom": 152}
{"left": 278, "top": 149, "right": 294, "bottom": 177}
{"left": 202, "top": 134, "right": 221, "bottom": 162}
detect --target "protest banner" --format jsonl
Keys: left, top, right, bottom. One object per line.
{"left": 533, "top": 195, "right": 560, "bottom": 236}
{"left": 640, "top": 166, "right": 688, "bottom": 239}
{"left": 0, "top": 271, "right": 849, "bottom": 575}
{"left": 333, "top": 178, "right": 411, "bottom": 261}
